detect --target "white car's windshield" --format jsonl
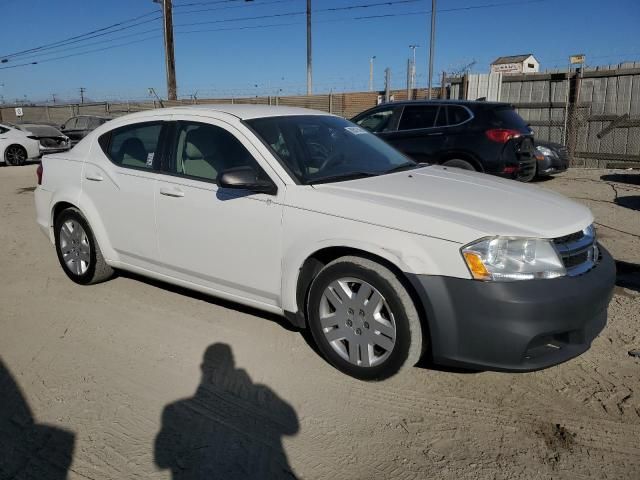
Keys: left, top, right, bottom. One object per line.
{"left": 246, "top": 115, "right": 417, "bottom": 184}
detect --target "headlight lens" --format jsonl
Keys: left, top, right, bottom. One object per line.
{"left": 535, "top": 145, "right": 555, "bottom": 157}
{"left": 462, "top": 237, "right": 566, "bottom": 281}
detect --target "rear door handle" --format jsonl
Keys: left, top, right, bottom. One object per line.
{"left": 85, "top": 172, "right": 103, "bottom": 181}
{"left": 159, "top": 187, "right": 184, "bottom": 198}
{"left": 427, "top": 132, "right": 444, "bottom": 136}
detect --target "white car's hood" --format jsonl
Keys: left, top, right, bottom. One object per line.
{"left": 292, "top": 165, "right": 593, "bottom": 244}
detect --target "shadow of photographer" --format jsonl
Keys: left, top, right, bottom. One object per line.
{"left": 0, "top": 358, "right": 75, "bottom": 479}
{"left": 154, "top": 343, "right": 299, "bottom": 479}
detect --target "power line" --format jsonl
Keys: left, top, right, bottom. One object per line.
{"left": 0, "top": 35, "right": 161, "bottom": 70}
{"left": 12, "top": 27, "right": 162, "bottom": 62}
{"left": 174, "top": 0, "right": 296, "bottom": 16}
{"left": 0, "top": 10, "right": 160, "bottom": 60}
{"left": 173, "top": 0, "right": 422, "bottom": 27}
{"left": 0, "top": 0, "right": 557, "bottom": 72}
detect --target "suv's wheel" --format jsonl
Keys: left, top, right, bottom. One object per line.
{"left": 307, "top": 256, "right": 424, "bottom": 380}
{"left": 54, "top": 208, "right": 114, "bottom": 285}
{"left": 5, "top": 145, "right": 27, "bottom": 166}
{"left": 442, "top": 159, "right": 476, "bottom": 171}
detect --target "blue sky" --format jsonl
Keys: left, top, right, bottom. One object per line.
{"left": 1, "top": 0, "right": 639, "bottom": 103}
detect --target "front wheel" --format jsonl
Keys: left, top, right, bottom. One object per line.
{"left": 4, "top": 145, "right": 28, "bottom": 166}
{"left": 54, "top": 208, "right": 114, "bottom": 285}
{"left": 307, "top": 256, "right": 425, "bottom": 380}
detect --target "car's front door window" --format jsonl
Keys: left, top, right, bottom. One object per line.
{"left": 168, "top": 121, "right": 264, "bottom": 183}
{"left": 356, "top": 108, "right": 395, "bottom": 133}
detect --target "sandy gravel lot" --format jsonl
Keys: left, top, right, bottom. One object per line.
{"left": 1, "top": 164, "right": 639, "bottom": 480}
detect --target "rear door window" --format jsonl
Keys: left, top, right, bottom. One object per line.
{"left": 398, "top": 105, "right": 439, "bottom": 130}
{"left": 103, "top": 122, "right": 163, "bottom": 170}
{"left": 75, "top": 117, "right": 89, "bottom": 130}
{"left": 447, "top": 106, "right": 472, "bottom": 125}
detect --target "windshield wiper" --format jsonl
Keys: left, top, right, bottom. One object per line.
{"left": 307, "top": 171, "right": 378, "bottom": 185}
{"left": 384, "top": 162, "right": 423, "bottom": 174}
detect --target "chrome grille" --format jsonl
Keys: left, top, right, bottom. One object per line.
{"left": 553, "top": 225, "right": 599, "bottom": 276}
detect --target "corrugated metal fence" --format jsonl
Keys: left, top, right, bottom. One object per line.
{"left": 0, "top": 88, "right": 439, "bottom": 127}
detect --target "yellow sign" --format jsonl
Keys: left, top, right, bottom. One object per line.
{"left": 570, "top": 54, "right": 585, "bottom": 65}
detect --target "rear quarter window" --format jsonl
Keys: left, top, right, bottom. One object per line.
{"left": 488, "top": 107, "right": 529, "bottom": 131}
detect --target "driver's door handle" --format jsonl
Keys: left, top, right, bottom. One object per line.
{"left": 159, "top": 187, "right": 185, "bottom": 198}
{"left": 427, "top": 132, "right": 444, "bottom": 136}
{"left": 85, "top": 172, "right": 103, "bottom": 181}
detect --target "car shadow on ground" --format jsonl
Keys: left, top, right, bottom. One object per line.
{"left": 601, "top": 173, "right": 640, "bottom": 185}
{"left": 614, "top": 196, "right": 640, "bottom": 212}
{"left": 529, "top": 175, "right": 555, "bottom": 183}
{"left": 0, "top": 358, "right": 75, "bottom": 479}
{"left": 615, "top": 260, "right": 640, "bottom": 294}
{"left": 154, "top": 343, "right": 299, "bottom": 480}
{"left": 116, "top": 271, "right": 299, "bottom": 333}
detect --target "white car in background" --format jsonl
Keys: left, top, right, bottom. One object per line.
{"left": 34, "top": 105, "right": 615, "bottom": 380}
{"left": 0, "top": 123, "right": 41, "bottom": 165}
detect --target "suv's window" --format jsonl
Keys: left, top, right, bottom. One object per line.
{"left": 75, "top": 117, "right": 89, "bottom": 130}
{"left": 0, "top": 126, "right": 8, "bottom": 134}
{"left": 447, "top": 106, "right": 472, "bottom": 125}
{"left": 355, "top": 108, "right": 395, "bottom": 133}
{"left": 88, "top": 117, "right": 101, "bottom": 129}
{"left": 489, "top": 106, "right": 529, "bottom": 131}
{"left": 63, "top": 118, "right": 77, "bottom": 130}
{"left": 105, "top": 122, "right": 163, "bottom": 169}
{"left": 169, "top": 122, "right": 259, "bottom": 182}
{"left": 398, "top": 105, "right": 439, "bottom": 130}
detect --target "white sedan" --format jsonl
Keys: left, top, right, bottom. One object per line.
{"left": 0, "top": 123, "right": 41, "bottom": 165}
{"left": 34, "top": 105, "right": 615, "bottom": 379}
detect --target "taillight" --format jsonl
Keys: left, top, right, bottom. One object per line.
{"left": 36, "top": 163, "right": 43, "bottom": 185}
{"left": 485, "top": 128, "right": 521, "bottom": 143}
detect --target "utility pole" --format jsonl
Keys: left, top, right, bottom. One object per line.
{"left": 51, "top": 93, "right": 57, "bottom": 104}
{"left": 79, "top": 87, "right": 85, "bottom": 104}
{"left": 409, "top": 44, "right": 419, "bottom": 99}
{"left": 384, "top": 67, "right": 391, "bottom": 103}
{"left": 156, "top": 0, "right": 177, "bottom": 101}
{"left": 369, "top": 56, "right": 376, "bottom": 92}
{"left": 306, "top": 0, "right": 312, "bottom": 95}
{"left": 427, "top": 0, "right": 436, "bottom": 99}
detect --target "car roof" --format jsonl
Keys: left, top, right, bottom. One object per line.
{"left": 373, "top": 99, "right": 511, "bottom": 108}
{"left": 117, "top": 104, "right": 333, "bottom": 121}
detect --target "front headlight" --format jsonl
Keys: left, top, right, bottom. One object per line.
{"left": 535, "top": 145, "right": 555, "bottom": 157}
{"left": 462, "top": 237, "right": 566, "bottom": 281}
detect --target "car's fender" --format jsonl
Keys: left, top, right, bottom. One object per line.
{"left": 280, "top": 206, "right": 469, "bottom": 314}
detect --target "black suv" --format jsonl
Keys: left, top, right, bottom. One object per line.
{"left": 351, "top": 100, "right": 536, "bottom": 181}
{"left": 60, "top": 115, "right": 111, "bottom": 145}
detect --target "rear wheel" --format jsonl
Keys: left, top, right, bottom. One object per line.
{"left": 54, "top": 208, "right": 114, "bottom": 285}
{"left": 442, "top": 159, "right": 476, "bottom": 171}
{"left": 307, "top": 256, "right": 424, "bottom": 380}
{"left": 4, "top": 145, "right": 27, "bottom": 166}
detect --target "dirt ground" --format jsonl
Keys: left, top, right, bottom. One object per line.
{"left": 1, "top": 164, "right": 639, "bottom": 480}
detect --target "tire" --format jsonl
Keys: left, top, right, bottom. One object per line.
{"left": 307, "top": 256, "right": 424, "bottom": 381}
{"left": 442, "top": 159, "right": 476, "bottom": 171}
{"left": 4, "top": 144, "right": 28, "bottom": 166}
{"left": 54, "top": 208, "right": 114, "bottom": 285}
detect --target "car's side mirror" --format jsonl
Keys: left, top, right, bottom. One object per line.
{"left": 218, "top": 166, "right": 277, "bottom": 195}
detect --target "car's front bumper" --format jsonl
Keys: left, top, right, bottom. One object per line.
{"left": 406, "top": 245, "right": 615, "bottom": 371}
{"left": 537, "top": 153, "right": 568, "bottom": 176}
